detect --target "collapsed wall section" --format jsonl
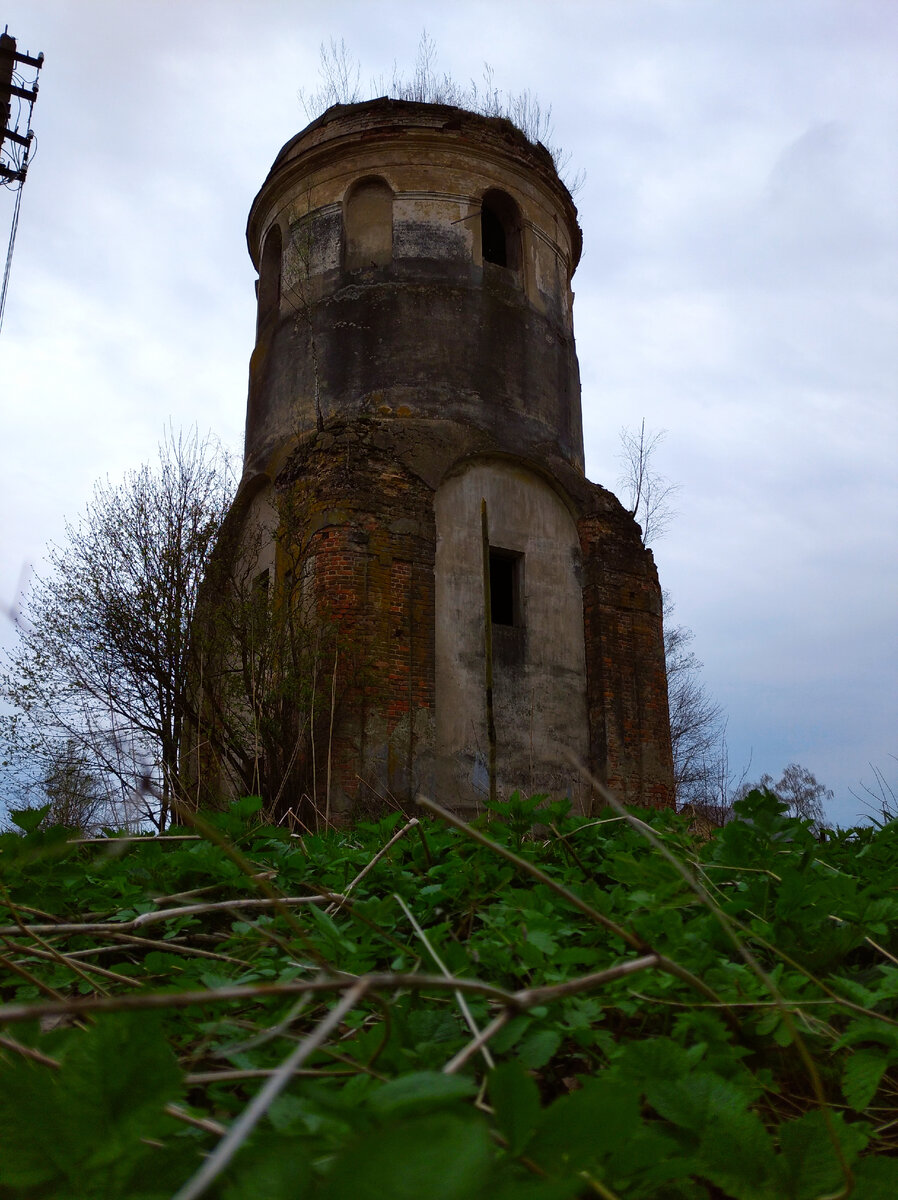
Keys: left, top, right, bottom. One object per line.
{"left": 579, "top": 488, "right": 674, "bottom": 809}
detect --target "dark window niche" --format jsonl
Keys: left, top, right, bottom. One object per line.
{"left": 480, "top": 189, "right": 522, "bottom": 272}
{"left": 254, "top": 567, "right": 271, "bottom": 598}
{"left": 489, "top": 548, "right": 522, "bottom": 627}
{"left": 481, "top": 205, "right": 507, "bottom": 267}
{"left": 257, "top": 226, "right": 282, "bottom": 333}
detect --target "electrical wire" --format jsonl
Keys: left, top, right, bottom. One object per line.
{"left": 0, "top": 178, "right": 24, "bottom": 335}
{"left": 0, "top": 55, "right": 40, "bottom": 332}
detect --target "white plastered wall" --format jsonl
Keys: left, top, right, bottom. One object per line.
{"left": 434, "top": 460, "right": 588, "bottom": 809}
{"left": 240, "top": 483, "right": 278, "bottom": 587}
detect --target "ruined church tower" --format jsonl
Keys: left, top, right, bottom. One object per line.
{"left": 228, "top": 98, "right": 673, "bottom": 816}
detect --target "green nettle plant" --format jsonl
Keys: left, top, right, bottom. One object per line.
{"left": 1, "top": 790, "right": 898, "bottom": 1199}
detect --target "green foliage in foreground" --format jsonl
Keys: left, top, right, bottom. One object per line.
{"left": 2, "top": 792, "right": 898, "bottom": 1199}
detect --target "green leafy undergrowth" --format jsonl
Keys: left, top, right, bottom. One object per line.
{"left": 1, "top": 792, "right": 898, "bottom": 1198}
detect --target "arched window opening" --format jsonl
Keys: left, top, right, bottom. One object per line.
{"left": 344, "top": 176, "right": 393, "bottom": 271}
{"left": 257, "top": 225, "right": 282, "bottom": 331}
{"left": 480, "top": 189, "right": 521, "bottom": 271}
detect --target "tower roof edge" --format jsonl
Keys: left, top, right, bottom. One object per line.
{"left": 246, "top": 98, "right": 582, "bottom": 271}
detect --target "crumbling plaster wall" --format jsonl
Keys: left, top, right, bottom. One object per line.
{"left": 434, "top": 459, "right": 588, "bottom": 809}
{"left": 261, "top": 416, "right": 673, "bottom": 814}
{"left": 244, "top": 101, "right": 583, "bottom": 484}
{"left": 212, "top": 100, "right": 675, "bottom": 816}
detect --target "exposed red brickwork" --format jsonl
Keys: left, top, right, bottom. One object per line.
{"left": 579, "top": 487, "right": 675, "bottom": 810}
{"left": 194, "top": 100, "right": 676, "bottom": 821}
{"left": 272, "top": 426, "right": 674, "bottom": 814}
{"left": 277, "top": 422, "right": 436, "bottom": 808}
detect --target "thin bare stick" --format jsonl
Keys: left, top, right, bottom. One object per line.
{"left": 164, "top": 1104, "right": 227, "bottom": 1137}
{"left": 0, "top": 903, "right": 64, "bottom": 922}
{"left": 218, "top": 994, "right": 312, "bottom": 1056}
{"left": 168, "top": 799, "right": 337, "bottom": 974}
{"left": 326, "top": 818, "right": 419, "bottom": 915}
{"left": 131, "top": 894, "right": 344, "bottom": 926}
{"left": 0, "top": 949, "right": 68, "bottom": 1002}
{"left": 149, "top": 883, "right": 228, "bottom": 906}
{"left": 185, "top": 1067, "right": 354, "bottom": 1084}
{"left": 7, "top": 943, "right": 140, "bottom": 987}
{"left": 0, "top": 885, "right": 110, "bottom": 996}
{"left": 516, "top": 955, "right": 660, "bottom": 1006}
{"left": 325, "top": 645, "right": 338, "bottom": 827}
{"left": 0, "top": 958, "right": 682, "bottom": 1026}
{"left": 0, "top": 894, "right": 345, "bottom": 937}
{"left": 310, "top": 652, "right": 318, "bottom": 831}
{"left": 443, "top": 1010, "right": 510, "bottom": 1075}
{"left": 272, "top": 712, "right": 312, "bottom": 815}
{"left": 0, "top": 972, "right": 513, "bottom": 1024}
{"left": 66, "top": 835, "right": 201, "bottom": 845}
{"left": 395, "top": 892, "right": 494, "bottom": 1069}
{"left": 172, "top": 981, "right": 368, "bottom": 1200}
{"left": 864, "top": 936, "right": 898, "bottom": 968}
{"left": 107, "top": 932, "right": 251, "bottom": 965}
{"left": 445, "top": 957, "right": 661, "bottom": 1076}
{"left": 0, "top": 1033, "right": 60, "bottom": 1068}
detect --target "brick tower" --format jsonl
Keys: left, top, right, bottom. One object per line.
{"left": 214, "top": 99, "right": 673, "bottom": 818}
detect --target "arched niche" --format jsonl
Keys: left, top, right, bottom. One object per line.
{"left": 343, "top": 176, "right": 393, "bottom": 271}
{"left": 434, "top": 459, "right": 588, "bottom": 807}
{"left": 257, "top": 225, "right": 282, "bottom": 332}
{"left": 480, "top": 188, "right": 522, "bottom": 271}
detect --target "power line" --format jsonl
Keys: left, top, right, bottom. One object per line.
{"left": 0, "top": 180, "right": 23, "bottom": 333}
{"left": 0, "top": 27, "right": 43, "bottom": 336}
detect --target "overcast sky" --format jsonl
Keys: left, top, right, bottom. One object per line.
{"left": 2, "top": 0, "right": 895, "bottom": 826}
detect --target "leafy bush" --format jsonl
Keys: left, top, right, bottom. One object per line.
{"left": 1, "top": 792, "right": 897, "bottom": 1198}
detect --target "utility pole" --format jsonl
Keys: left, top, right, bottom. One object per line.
{"left": 0, "top": 29, "right": 42, "bottom": 184}
{"left": 0, "top": 27, "right": 44, "bottom": 333}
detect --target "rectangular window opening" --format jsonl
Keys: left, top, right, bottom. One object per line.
{"left": 489, "top": 549, "right": 522, "bottom": 627}
{"left": 254, "top": 567, "right": 271, "bottom": 598}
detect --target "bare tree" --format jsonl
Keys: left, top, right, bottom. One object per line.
{"left": 664, "top": 613, "right": 725, "bottom": 806}
{"left": 1, "top": 429, "right": 234, "bottom": 830}
{"left": 851, "top": 757, "right": 898, "bottom": 823}
{"left": 737, "top": 763, "right": 833, "bottom": 831}
{"left": 618, "top": 420, "right": 680, "bottom": 547}
{"left": 615, "top": 423, "right": 723, "bottom": 811}
{"left": 187, "top": 490, "right": 352, "bottom": 831}
{"left": 39, "top": 739, "right": 109, "bottom": 833}
{"left": 0, "top": 729, "right": 120, "bottom": 835}
{"left": 659, "top": 590, "right": 750, "bottom": 824}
